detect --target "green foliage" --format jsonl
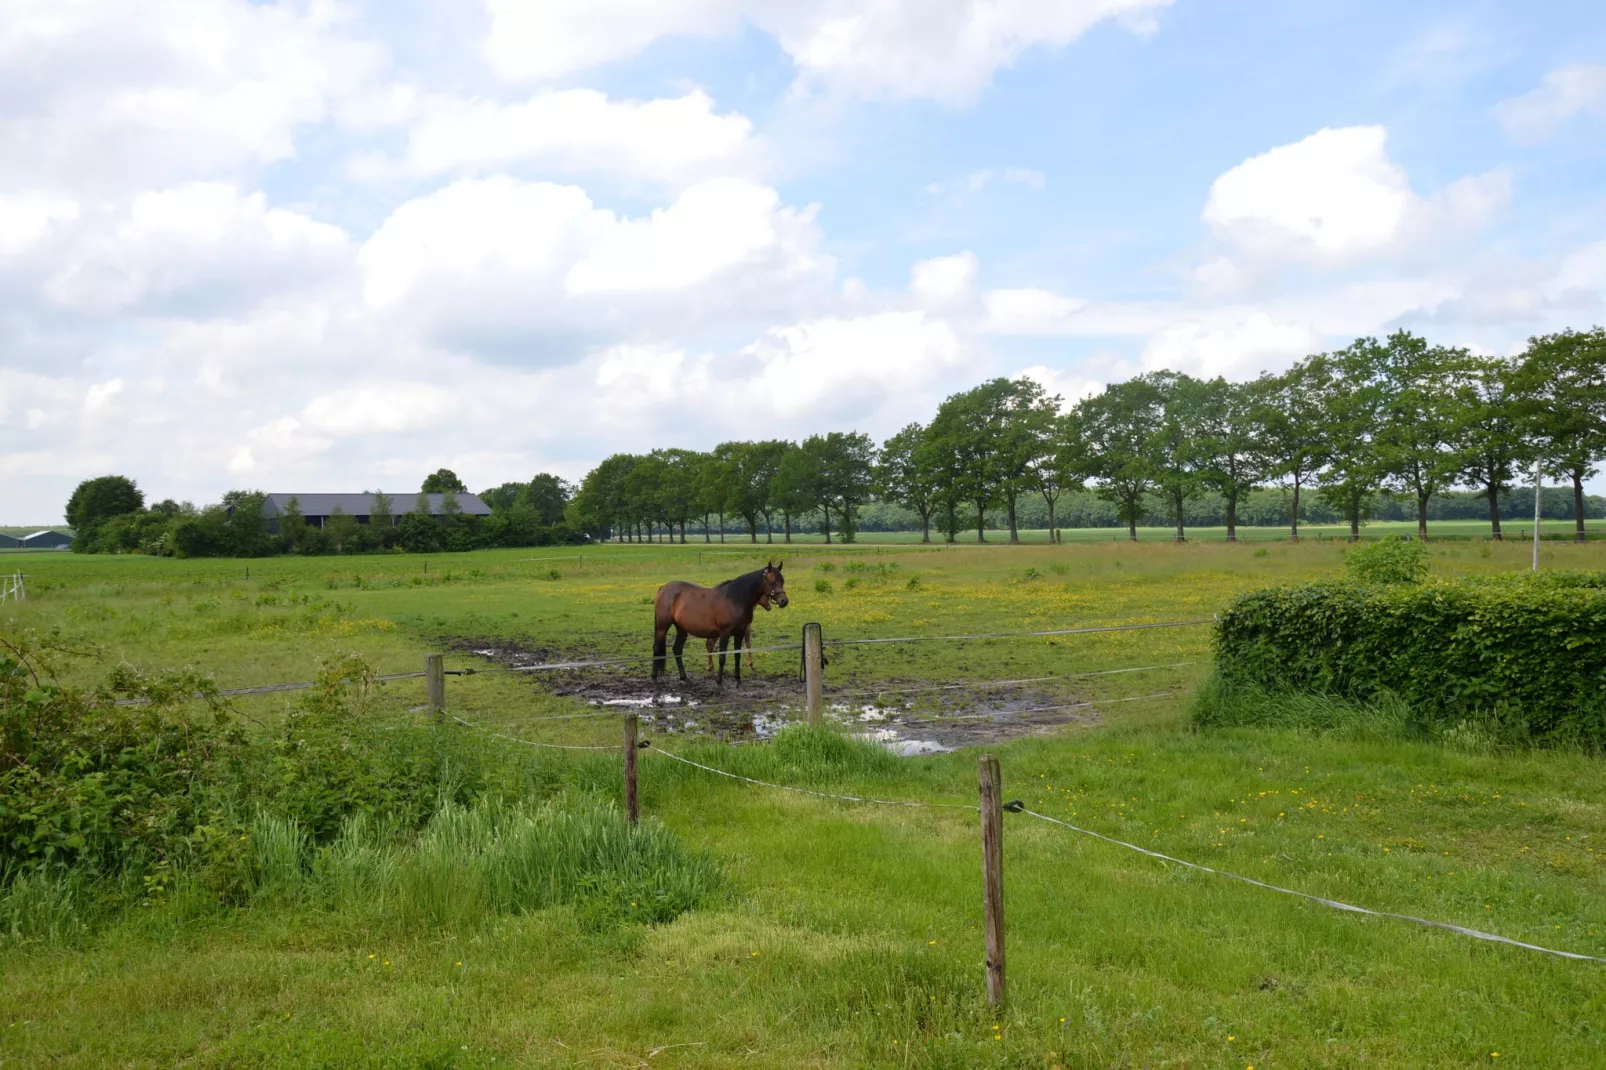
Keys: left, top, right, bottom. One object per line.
{"left": 0, "top": 631, "right": 245, "bottom": 879}
{"left": 65, "top": 475, "right": 144, "bottom": 539}
{"left": 420, "top": 468, "right": 467, "bottom": 493}
{"left": 1345, "top": 535, "right": 1429, "bottom": 584}
{"left": 1213, "top": 572, "right": 1606, "bottom": 747}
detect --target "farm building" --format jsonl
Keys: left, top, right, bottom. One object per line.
{"left": 0, "top": 534, "right": 20, "bottom": 548}
{"left": 256, "top": 493, "right": 492, "bottom": 532}
{"left": 21, "top": 530, "right": 73, "bottom": 549}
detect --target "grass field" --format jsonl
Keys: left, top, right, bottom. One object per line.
{"left": 3, "top": 539, "right": 1605, "bottom": 1067}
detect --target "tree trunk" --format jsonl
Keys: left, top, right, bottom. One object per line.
{"left": 821, "top": 504, "right": 832, "bottom": 544}
{"left": 1225, "top": 492, "right": 1238, "bottom": 542}
{"left": 1173, "top": 489, "right": 1185, "bottom": 542}
{"left": 945, "top": 502, "right": 957, "bottom": 543}
{"left": 1487, "top": 483, "right": 1503, "bottom": 540}
{"left": 679, "top": 520, "right": 687, "bottom": 544}
{"left": 749, "top": 517, "right": 758, "bottom": 543}
{"left": 719, "top": 514, "right": 725, "bottom": 543}
{"left": 1348, "top": 491, "right": 1361, "bottom": 542}
{"left": 1417, "top": 491, "right": 1429, "bottom": 541}
{"left": 765, "top": 514, "right": 773, "bottom": 543}
{"left": 704, "top": 514, "right": 711, "bottom": 542}
{"left": 1127, "top": 499, "right": 1138, "bottom": 542}
{"left": 1575, "top": 469, "right": 1588, "bottom": 542}
{"left": 919, "top": 508, "right": 931, "bottom": 543}
{"left": 783, "top": 511, "right": 792, "bottom": 543}
{"left": 975, "top": 502, "right": 986, "bottom": 543}
{"left": 1007, "top": 495, "right": 1019, "bottom": 544}
{"left": 1046, "top": 497, "right": 1057, "bottom": 545}
{"left": 1290, "top": 478, "right": 1301, "bottom": 542}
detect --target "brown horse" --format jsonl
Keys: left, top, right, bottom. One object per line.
{"left": 653, "top": 562, "right": 787, "bottom": 686}
{"left": 706, "top": 588, "right": 770, "bottom": 672}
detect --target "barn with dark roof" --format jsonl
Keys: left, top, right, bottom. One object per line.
{"left": 257, "top": 493, "right": 491, "bottom": 532}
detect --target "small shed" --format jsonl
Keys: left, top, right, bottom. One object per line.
{"left": 21, "top": 530, "right": 72, "bottom": 549}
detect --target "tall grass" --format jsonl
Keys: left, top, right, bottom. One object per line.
{"left": 249, "top": 796, "right": 719, "bottom": 930}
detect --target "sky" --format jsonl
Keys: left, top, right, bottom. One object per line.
{"left": 3, "top": 0, "right": 1606, "bottom": 522}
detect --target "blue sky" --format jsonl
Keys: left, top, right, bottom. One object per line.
{"left": 3, "top": 0, "right": 1605, "bottom": 521}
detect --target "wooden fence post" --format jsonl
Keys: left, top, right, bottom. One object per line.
{"left": 803, "top": 622, "right": 824, "bottom": 726}
{"left": 426, "top": 654, "right": 446, "bottom": 724}
{"left": 624, "top": 713, "right": 639, "bottom": 826}
{"left": 979, "top": 753, "right": 1006, "bottom": 1008}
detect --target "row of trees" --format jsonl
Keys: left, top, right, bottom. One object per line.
{"left": 572, "top": 328, "right": 1606, "bottom": 544}
{"left": 66, "top": 470, "right": 580, "bottom": 557}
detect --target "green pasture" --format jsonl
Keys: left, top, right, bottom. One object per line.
{"left": 3, "top": 540, "right": 1606, "bottom": 1067}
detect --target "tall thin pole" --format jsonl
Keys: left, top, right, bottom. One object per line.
{"left": 803, "top": 623, "right": 824, "bottom": 725}
{"left": 426, "top": 653, "right": 446, "bottom": 724}
{"left": 978, "top": 754, "right": 1006, "bottom": 1008}
{"left": 623, "top": 713, "right": 639, "bottom": 826}
{"left": 1533, "top": 457, "right": 1543, "bottom": 573}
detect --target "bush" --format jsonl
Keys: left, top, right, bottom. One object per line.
{"left": 1212, "top": 572, "right": 1606, "bottom": 747}
{"left": 1345, "top": 535, "right": 1428, "bottom": 584}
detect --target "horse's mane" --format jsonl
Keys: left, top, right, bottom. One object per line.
{"left": 716, "top": 568, "right": 766, "bottom": 601}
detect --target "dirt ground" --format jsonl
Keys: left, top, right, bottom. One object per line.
{"left": 450, "top": 636, "right": 1102, "bottom": 754}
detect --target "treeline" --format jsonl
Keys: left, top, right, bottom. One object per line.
{"left": 65, "top": 469, "right": 582, "bottom": 557}
{"left": 572, "top": 327, "right": 1606, "bottom": 543}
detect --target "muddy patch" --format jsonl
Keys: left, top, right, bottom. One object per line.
{"left": 450, "top": 636, "right": 1103, "bottom": 754}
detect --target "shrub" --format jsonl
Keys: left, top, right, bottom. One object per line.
{"left": 1345, "top": 535, "right": 1428, "bottom": 584}
{"left": 1212, "top": 572, "right": 1606, "bottom": 747}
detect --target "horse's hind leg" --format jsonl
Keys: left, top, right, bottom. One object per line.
{"left": 732, "top": 629, "right": 743, "bottom": 685}
{"left": 716, "top": 632, "right": 730, "bottom": 688}
{"left": 673, "top": 628, "right": 689, "bottom": 682}
{"left": 705, "top": 638, "right": 715, "bottom": 674}
{"left": 652, "top": 621, "right": 669, "bottom": 681}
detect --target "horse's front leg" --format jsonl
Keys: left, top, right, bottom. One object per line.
{"left": 732, "top": 628, "right": 744, "bottom": 685}
{"left": 672, "top": 628, "right": 689, "bottom": 682}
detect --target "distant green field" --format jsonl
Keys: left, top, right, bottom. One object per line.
{"left": 4, "top": 539, "right": 1605, "bottom": 1067}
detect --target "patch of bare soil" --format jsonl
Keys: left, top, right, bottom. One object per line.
{"left": 448, "top": 636, "right": 1102, "bottom": 754}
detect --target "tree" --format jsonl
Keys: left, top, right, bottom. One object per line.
{"left": 1193, "top": 376, "right": 1262, "bottom": 542}
{"left": 527, "top": 473, "right": 570, "bottom": 526}
{"left": 656, "top": 450, "right": 700, "bottom": 542}
{"left": 1254, "top": 358, "right": 1330, "bottom": 541}
{"left": 326, "top": 505, "right": 359, "bottom": 554}
{"left": 573, "top": 454, "right": 635, "bottom": 541}
{"left": 792, "top": 433, "right": 875, "bottom": 543}
{"left": 66, "top": 475, "right": 144, "bottom": 545}
{"left": 926, "top": 386, "right": 999, "bottom": 542}
{"left": 771, "top": 446, "right": 814, "bottom": 544}
{"left": 1146, "top": 371, "right": 1209, "bottom": 542}
{"left": 479, "top": 482, "right": 527, "bottom": 513}
{"left": 279, "top": 496, "right": 307, "bottom": 552}
{"left": 694, "top": 452, "right": 729, "bottom": 542}
{"left": 994, "top": 378, "right": 1061, "bottom": 543}
{"left": 1371, "top": 331, "right": 1474, "bottom": 540}
{"left": 712, "top": 442, "right": 772, "bottom": 543}
{"left": 1316, "top": 339, "right": 1387, "bottom": 541}
{"left": 624, "top": 454, "right": 669, "bottom": 542}
{"left": 1454, "top": 357, "right": 1528, "bottom": 540}
{"left": 878, "top": 424, "right": 938, "bottom": 542}
{"left": 421, "top": 468, "right": 467, "bottom": 493}
{"left": 1034, "top": 412, "right": 1084, "bottom": 543}
{"left": 1076, "top": 377, "right": 1163, "bottom": 540}
{"left": 1514, "top": 328, "right": 1606, "bottom": 542}
{"left": 370, "top": 490, "right": 394, "bottom": 531}
{"left": 749, "top": 440, "right": 791, "bottom": 542}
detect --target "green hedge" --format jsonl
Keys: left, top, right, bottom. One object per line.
{"left": 1213, "top": 572, "right": 1606, "bottom": 746}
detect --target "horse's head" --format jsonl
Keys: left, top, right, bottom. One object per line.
{"left": 762, "top": 560, "right": 788, "bottom": 609}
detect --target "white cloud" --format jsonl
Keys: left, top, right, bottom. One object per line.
{"left": 1015, "top": 364, "right": 1103, "bottom": 409}
{"left": 482, "top": 0, "right": 1171, "bottom": 104}
{"left": 909, "top": 252, "right": 978, "bottom": 308}
{"left": 40, "top": 183, "right": 353, "bottom": 316}
{"left": 1139, "top": 312, "right": 1323, "bottom": 379}
{"left": 744, "top": 311, "right": 965, "bottom": 417}
{"left": 0, "top": 0, "right": 385, "bottom": 193}
{"left": 302, "top": 384, "right": 461, "bottom": 436}
{"left": 359, "top": 176, "right": 831, "bottom": 351}
{"left": 0, "top": 192, "right": 80, "bottom": 256}
{"left": 1495, "top": 64, "right": 1606, "bottom": 143}
{"left": 354, "top": 88, "right": 763, "bottom": 193}
{"left": 1202, "top": 126, "right": 1507, "bottom": 266}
